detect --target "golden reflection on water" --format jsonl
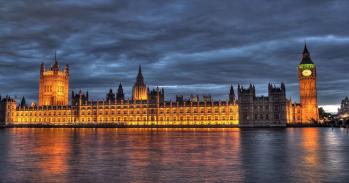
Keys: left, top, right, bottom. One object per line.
{"left": 301, "top": 128, "right": 319, "bottom": 167}
{"left": 11, "top": 128, "right": 71, "bottom": 179}
{"left": 3, "top": 128, "right": 348, "bottom": 182}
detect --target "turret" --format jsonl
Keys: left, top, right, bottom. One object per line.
{"left": 0, "top": 97, "right": 17, "bottom": 124}
{"left": 149, "top": 86, "right": 165, "bottom": 103}
{"left": 71, "top": 90, "right": 89, "bottom": 106}
{"left": 106, "top": 89, "right": 115, "bottom": 102}
{"left": 38, "top": 53, "right": 69, "bottom": 106}
{"left": 52, "top": 52, "right": 60, "bottom": 72}
{"left": 20, "top": 96, "right": 27, "bottom": 107}
{"left": 268, "top": 83, "right": 286, "bottom": 98}
{"left": 132, "top": 65, "right": 148, "bottom": 101}
{"left": 64, "top": 64, "right": 69, "bottom": 76}
{"left": 116, "top": 83, "right": 125, "bottom": 101}
{"left": 281, "top": 82, "right": 285, "bottom": 91}
{"left": 40, "top": 63, "right": 45, "bottom": 77}
{"left": 229, "top": 84, "right": 235, "bottom": 102}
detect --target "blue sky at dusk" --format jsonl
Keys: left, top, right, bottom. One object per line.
{"left": 0, "top": 0, "right": 348, "bottom": 112}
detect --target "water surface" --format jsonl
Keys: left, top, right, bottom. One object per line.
{"left": 0, "top": 128, "right": 348, "bottom": 183}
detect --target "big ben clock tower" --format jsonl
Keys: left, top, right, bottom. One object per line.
{"left": 298, "top": 44, "right": 319, "bottom": 123}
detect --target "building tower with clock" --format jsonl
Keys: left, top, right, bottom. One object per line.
{"left": 298, "top": 44, "right": 319, "bottom": 123}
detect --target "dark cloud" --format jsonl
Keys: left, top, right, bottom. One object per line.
{"left": 0, "top": 0, "right": 348, "bottom": 111}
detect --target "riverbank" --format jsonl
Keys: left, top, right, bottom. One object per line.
{"left": 0, "top": 123, "right": 342, "bottom": 128}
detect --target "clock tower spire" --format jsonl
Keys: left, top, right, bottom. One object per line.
{"left": 298, "top": 43, "right": 319, "bottom": 123}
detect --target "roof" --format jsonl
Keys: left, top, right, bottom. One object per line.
{"left": 300, "top": 44, "right": 314, "bottom": 65}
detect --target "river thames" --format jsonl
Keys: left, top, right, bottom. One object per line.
{"left": 0, "top": 128, "right": 348, "bottom": 183}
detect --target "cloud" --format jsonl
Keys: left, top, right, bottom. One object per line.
{"left": 0, "top": 0, "right": 348, "bottom": 106}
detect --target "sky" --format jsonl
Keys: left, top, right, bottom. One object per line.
{"left": 0, "top": 0, "right": 348, "bottom": 112}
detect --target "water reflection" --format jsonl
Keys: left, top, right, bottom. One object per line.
{"left": 0, "top": 128, "right": 349, "bottom": 182}
{"left": 302, "top": 128, "right": 320, "bottom": 167}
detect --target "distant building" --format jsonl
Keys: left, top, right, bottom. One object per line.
{"left": 338, "top": 97, "right": 349, "bottom": 114}
{"left": 337, "top": 97, "right": 349, "bottom": 120}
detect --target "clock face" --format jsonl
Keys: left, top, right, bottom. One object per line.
{"left": 302, "top": 69, "right": 312, "bottom": 77}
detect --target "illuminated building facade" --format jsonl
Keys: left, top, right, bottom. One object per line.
{"left": 38, "top": 54, "right": 69, "bottom": 106}
{"left": 0, "top": 45, "right": 319, "bottom": 126}
{"left": 0, "top": 63, "right": 239, "bottom": 125}
{"left": 132, "top": 66, "right": 148, "bottom": 101}
{"left": 298, "top": 44, "right": 319, "bottom": 122}
{"left": 1, "top": 93, "right": 239, "bottom": 126}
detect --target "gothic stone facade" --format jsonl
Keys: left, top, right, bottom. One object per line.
{"left": 0, "top": 45, "right": 318, "bottom": 126}
{"left": 238, "top": 83, "right": 288, "bottom": 127}
{"left": 0, "top": 61, "right": 239, "bottom": 125}
{"left": 298, "top": 44, "right": 319, "bottom": 122}
{"left": 1, "top": 99, "right": 239, "bottom": 126}
{"left": 38, "top": 55, "right": 69, "bottom": 106}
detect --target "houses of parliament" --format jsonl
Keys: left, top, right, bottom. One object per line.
{"left": 0, "top": 45, "right": 319, "bottom": 127}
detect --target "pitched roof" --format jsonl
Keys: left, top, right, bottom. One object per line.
{"left": 300, "top": 43, "right": 314, "bottom": 65}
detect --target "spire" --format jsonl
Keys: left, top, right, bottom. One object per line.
{"left": 300, "top": 42, "right": 314, "bottom": 64}
{"left": 229, "top": 84, "right": 235, "bottom": 102}
{"left": 40, "top": 62, "right": 45, "bottom": 74}
{"left": 55, "top": 50, "right": 57, "bottom": 62}
{"left": 20, "top": 96, "right": 27, "bottom": 107}
{"left": 117, "top": 82, "right": 125, "bottom": 101}
{"left": 303, "top": 42, "right": 309, "bottom": 55}
{"left": 54, "top": 50, "right": 58, "bottom": 66}
{"left": 229, "top": 84, "right": 234, "bottom": 95}
{"left": 281, "top": 82, "right": 285, "bottom": 90}
{"left": 135, "top": 65, "right": 145, "bottom": 86}
{"left": 106, "top": 88, "right": 115, "bottom": 102}
{"left": 52, "top": 50, "right": 59, "bottom": 71}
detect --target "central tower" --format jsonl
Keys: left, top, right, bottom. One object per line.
{"left": 298, "top": 44, "right": 319, "bottom": 122}
{"left": 132, "top": 65, "right": 148, "bottom": 101}
{"left": 38, "top": 54, "right": 69, "bottom": 106}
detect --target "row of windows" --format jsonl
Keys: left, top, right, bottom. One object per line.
{"left": 17, "top": 112, "right": 71, "bottom": 116}
{"left": 16, "top": 116, "right": 238, "bottom": 123}
{"left": 81, "top": 116, "right": 237, "bottom": 122}
{"left": 79, "top": 108, "right": 235, "bottom": 115}
{"left": 79, "top": 105, "right": 236, "bottom": 110}
{"left": 17, "top": 118, "right": 72, "bottom": 123}
{"left": 44, "top": 85, "right": 53, "bottom": 92}
{"left": 17, "top": 106, "right": 237, "bottom": 117}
